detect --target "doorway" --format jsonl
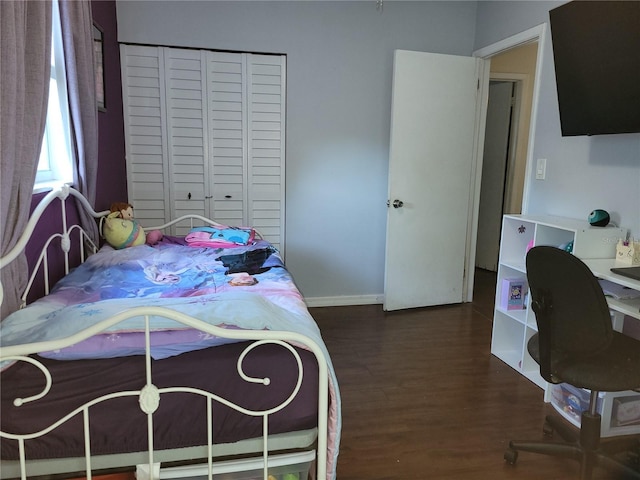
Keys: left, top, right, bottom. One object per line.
{"left": 466, "top": 24, "right": 546, "bottom": 302}
{"left": 475, "top": 43, "right": 538, "bottom": 277}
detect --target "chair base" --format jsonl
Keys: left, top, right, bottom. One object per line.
{"left": 505, "top": 413, "right": 640, "bottom": 480}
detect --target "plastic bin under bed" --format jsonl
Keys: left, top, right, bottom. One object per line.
{"left": 144, "top": 450, "right": 315, "bottom": 480}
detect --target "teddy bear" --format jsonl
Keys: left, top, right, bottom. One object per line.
{"left": 102, "top": 202, "right": 163, "bottom": 249}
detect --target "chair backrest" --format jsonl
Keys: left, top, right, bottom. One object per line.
{"left": 525, "top": 246, "right": 613, "bottom": 382}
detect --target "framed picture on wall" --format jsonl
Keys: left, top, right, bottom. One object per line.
{"left": 93, "top": 22, "right": 106, "bottom": 112}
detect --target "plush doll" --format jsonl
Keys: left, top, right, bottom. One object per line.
{"left": 103, "top": 202, "right": 163, "bottom": 249}
{"left": 109, "top": 202, "right": 134, "bottom": 221}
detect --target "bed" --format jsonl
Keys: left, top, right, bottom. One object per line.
{"left": 0, "top": 185, "right": 340, "bottom": 480}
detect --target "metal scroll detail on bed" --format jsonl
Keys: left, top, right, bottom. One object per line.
{"left": 0, "top": 185, "right": 340, "bottom": 480}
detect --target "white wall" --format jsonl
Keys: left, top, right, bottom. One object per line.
{"left": 475, "top": 1, "right": 640, "bottom": 238}
{"left": 116, "top": 0, "right": 478, "bottom": 303}
{"left": 117, "top": 1, "right": 639, "bottom": 304}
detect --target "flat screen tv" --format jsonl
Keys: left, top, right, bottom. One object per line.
{"left": 549, "top": 1, "right": 640, "bottom": 136}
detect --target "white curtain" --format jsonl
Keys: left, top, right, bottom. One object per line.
{"left": 0, "top": 1, "right": 52, "bottom": 319}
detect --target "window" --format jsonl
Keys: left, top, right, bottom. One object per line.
{"left": 35, "top": 0, "right": 73, "bottom": 188}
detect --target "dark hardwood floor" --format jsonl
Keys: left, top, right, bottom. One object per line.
{"left": 310, "top": 269, "right": 636, "bottom": 479}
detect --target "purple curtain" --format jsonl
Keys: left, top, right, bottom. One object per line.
{"left": 59, "top": 0, "right": 100, "bottom": 245}
{"left": 0, "top": 1, "right": 52, "bottom": 319}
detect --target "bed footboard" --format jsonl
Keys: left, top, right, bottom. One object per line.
{"left": 1, "top": 308, "right": 329, "bottom": 480}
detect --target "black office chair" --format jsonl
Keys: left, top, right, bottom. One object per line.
{"left": 504, "top": 246, "right": 640, "bottom": 479}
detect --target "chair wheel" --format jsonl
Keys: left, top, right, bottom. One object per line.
{"left": 504, "top": 448, "right": 518, "bottom": 465}
{"left": 543, "top": 421, "right": 554, "bottom": 437}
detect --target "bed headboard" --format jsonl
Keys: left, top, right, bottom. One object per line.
{"left": 0, "top": 185, "right": 255, "bottom": 312}
{"left": 0, "top": 185, "right": 108, "bottom": 311}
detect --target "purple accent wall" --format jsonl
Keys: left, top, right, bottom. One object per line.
{"left": 91, "top": 0, "right": 127, "bottom": 211}
{"left": 24, "top": 1, "right": 126, "bottom": 303}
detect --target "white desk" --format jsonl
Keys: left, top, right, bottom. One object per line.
{"left": 582, "top": 259, "right": 640, "bottom": 322}
{"left": 492, "top": 215, "right": 640, "bottom": 436}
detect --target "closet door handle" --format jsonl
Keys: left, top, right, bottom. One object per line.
{"left": 225, "top": 195, "right": 232, "bottom": 199}
{"left": 205, "top": 195, "right": 213, "bottom": 199}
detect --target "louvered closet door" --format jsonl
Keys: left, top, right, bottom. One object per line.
{"left": 206, "top": 52, "right": 247, "bottom": 227}
{"left": 122, "top": 45, "right": 285, "bottom": 251}
{"left": 207, "top": 53, "right": 286, "bottom": 253}
{"left": 120, "top": 45, "right": 171, "bottom": 228}
{"left": 164, "top": 48, "right": 209, "bottom": 235}
{"left": 247, "top": 55, "right": 286, "bottom": 252}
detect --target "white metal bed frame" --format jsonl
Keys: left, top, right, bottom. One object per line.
{"left": 0, "top": 185, "right": 329, "bottom": 480}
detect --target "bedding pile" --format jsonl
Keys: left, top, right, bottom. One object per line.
{"left": 0, "top": 236, "right": 341, "bottom": 479}
{"left": 1, "top": 238, "right": 312, "bottom": 361}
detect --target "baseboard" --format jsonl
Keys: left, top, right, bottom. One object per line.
{"left": 304, "top": 294, "right": 383, "bottom": 308}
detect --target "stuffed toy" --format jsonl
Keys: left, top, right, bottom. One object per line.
{"left": 109, "top": 202, "right": 135, "bottom": 221}
{"left": 145, "top": 228, "right": 164, "bottom": 246}
{"left": 102, "top": 211, "right": 145, "bottom": 249}
{"left": 103, "top": 202, "right": 163, "bottom": 249}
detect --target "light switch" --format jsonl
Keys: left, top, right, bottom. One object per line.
{"left": 536, "top": 158, "right": 547, "bottom": 180}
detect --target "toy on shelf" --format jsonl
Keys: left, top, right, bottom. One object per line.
{"left": 615, "top": 238, "right": 640, "bottom": 266}
{"left": 588, "top": 209, "right": 610, "bottom": 227}
{"left": 500, "top": 277, "right": 528, "bottom": 311}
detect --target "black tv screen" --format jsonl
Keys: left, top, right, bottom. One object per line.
{"left": 549, "top": 1, "right": 640, "bottom": 136}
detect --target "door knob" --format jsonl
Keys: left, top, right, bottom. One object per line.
{"left": 392, "top": 199, "right": 404, "bottom": 209}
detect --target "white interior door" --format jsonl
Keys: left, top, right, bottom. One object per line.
{"left": 384, "top": 50, "right": 481, "bottom": 311}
